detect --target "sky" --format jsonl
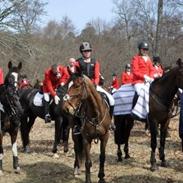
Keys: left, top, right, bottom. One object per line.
{"left": 42, "top": 0, "right": 115, "bottom": 32}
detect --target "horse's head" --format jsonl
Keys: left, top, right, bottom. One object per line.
{"left": 63, "top": 75, "right": 88, "bottom": 116}
{"left": 176, "top": 58, "right": 183, "bottom": 89}
{"left": 2, "top": 61, "right": 23, "bottom": 126}
{"left": 5, "top": 61, "right": 22, "bottom": 89}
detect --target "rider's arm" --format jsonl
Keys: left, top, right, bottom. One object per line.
{"left": 94, "top": 61, "right": 100, "bottom": 85}
{"left": 45, "top": 71, "right": 56, "bottom": 97}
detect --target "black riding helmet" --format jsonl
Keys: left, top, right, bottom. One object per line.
{"left": 125, "top": 63, "right": 131, "bottom": 69}
{"left": 153, "top": 56, "right": 161, "bottom": 63}
{"left": 138, "top": 41, "right": 149, "bottom": 50}
{"left": 79, "top": 42, "right": 92, "bottom": 53}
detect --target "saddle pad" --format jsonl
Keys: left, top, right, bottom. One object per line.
{"left": 113, "top": 84, "right": 135, "bottom": 115}
{"left": 113, "top": 83, "right": 150, "bottom": 119}
{"left": 33, "top": 92, "right": 43, "bottom": 106}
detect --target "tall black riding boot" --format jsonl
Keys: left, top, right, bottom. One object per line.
{"left": 43, "top": 100, "right": 51, "bottom": 123}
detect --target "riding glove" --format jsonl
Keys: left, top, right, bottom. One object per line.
{"left": 144, "top": 75, "right": 153, "bottom": 83}
{"left": 54, "top": 95, "right": 60, "bottom": 105}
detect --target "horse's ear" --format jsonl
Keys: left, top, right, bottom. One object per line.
{"left": 18, "top": 62, "right": 22, "bottom": 70}
{"left": 8, "top": 60, "right": 12, "bottom": 69}
{"left": 176, "top": 58, "right": 183, "bottom": 67}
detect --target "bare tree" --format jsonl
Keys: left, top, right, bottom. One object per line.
{"left": 12, "top": 0, "right": 47, "bottom": 34}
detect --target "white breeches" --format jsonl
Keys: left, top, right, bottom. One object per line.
{"left": 96, "top": 85, "right": 115, "bottom": 106}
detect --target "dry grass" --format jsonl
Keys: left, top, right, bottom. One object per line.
{"left": 1, "top": 116, "right": 183, "bottom": 183}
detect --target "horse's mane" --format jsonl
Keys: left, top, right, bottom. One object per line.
{"left": 83, "top": 75, "right": 104, "bottom": 113}
{"left": 152, "top": 66, "right": 177, "bottom": 84}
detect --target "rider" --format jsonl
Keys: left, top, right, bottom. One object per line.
{"left": 43, "top": 64, "right": 69, "bottom": 123}
{"left": 121, "top": 63, "right": 133, "bottom": 85}
{"left": 18, "top": 74, "right": 31, "bottom": 89}
{"left": 75, "top": 41, "right": 115, "bottom": 114}
{"left": 152, "top": 56, "right": 164, "bottom": 78}
{"left": 109, "top": 73, "right": 119, "bottom": 93}
{"left": 73, "top": 42, "right": 115, "bottom": 133}
{"left": 131, "top": 41, "right": 154, "bottom": 96}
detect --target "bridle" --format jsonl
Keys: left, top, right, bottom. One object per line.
{"left": 63, "top": 77, "right": 109, "bottom": 128}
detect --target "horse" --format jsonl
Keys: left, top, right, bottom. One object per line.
{"left": 0, "top": 61, "right": 23, "bottom": 175}
{"left": 19, "top": 84, "right": 69, "bottom": 155}
{"left": 62, "top": 74, "right": 112, "bottom": 183}
{"left": 113, "top": 58, "right": 183, "bottom": 171}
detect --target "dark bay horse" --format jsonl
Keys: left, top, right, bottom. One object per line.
{"left": 19, "top": 85, "right": 68, "bottom": 155}
{"left": 0, "top": 61, "right": 23, "bottom": 175}
{"left": 114, "top": 58, "right": 183, "bottom": 171}
{"left": 62, "top": 75, "right": 111, "bottom": 183}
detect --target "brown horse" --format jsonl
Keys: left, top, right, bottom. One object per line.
{"left": 62, "top": 75, "right": 111, "bottom": 183}
{"left": 114, "top": 58, "right": 183, "bottom": 171}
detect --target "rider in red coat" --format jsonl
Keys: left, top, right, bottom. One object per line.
{"left": 121, "top": 63, "right": 133, "bottom": 85}
{"left": 110, "top": 73, "right": 119, "bottom": 93}
{"left": 43, "top": 64, "right": 69, "bottom": 123}
{"left": 131, "top": 41, "right": 154, "bottom": 95}
{"left": 0, "top": 68, "right": 4, "bottom": 85}
{"left": 152, "top": 56, "right": 164, "bottom": 78}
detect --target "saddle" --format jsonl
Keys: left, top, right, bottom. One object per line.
{"left": 33, "top": 91, "right": 44, "bottom": 106}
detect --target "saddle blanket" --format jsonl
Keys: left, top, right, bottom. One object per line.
{"left": 113, "top": 83, "right": 150, "bottom": 119}
{"left": 33, "top": 92, "right": 43, "bottom": 106}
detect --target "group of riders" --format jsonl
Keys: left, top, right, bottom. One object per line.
{"left": 0, "top": 41, "right": 171, "bottom": 128}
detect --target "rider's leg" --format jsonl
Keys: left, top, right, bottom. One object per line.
{"left": 43, "top": 93, "right": 51, "bottom": 123}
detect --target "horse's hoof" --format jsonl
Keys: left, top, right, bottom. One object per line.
{"left": 53, "top": 153, "right": 59, "bottom": 159}
{"left": 150, "top": 164, "right": 158, "bottom": 172}
{"left": 0, "top": 170, "right": 3, "bottom": 176}
{"left": 14, "top": 167, "right": 20, "bottom": 174}
{"left": 98, "top": 179, "right": 106, "bottom": 183}
{"left": 64, "top": 145, "right": 69, "bottom": 153}
{"left": 23, "top": 146, "right": 30, "bottom": 153}
{"left": 74, "top": 167, "right": 80, "bottom": 176}
{"left": 117, "top": 157, "right": 123, "bottom": 162}
{"left": 125, "top": 154, "right": 130, "bottom": 159}
{"left": 161, "top": 161, "right": 167, "bottom": 167}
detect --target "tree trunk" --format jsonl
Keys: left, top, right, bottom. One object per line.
{"left": 155, "top": 0, "right": 163, "bottom": 55}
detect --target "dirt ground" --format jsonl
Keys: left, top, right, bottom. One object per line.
{"left": 1, "top": 116, "right": 183, "bottom": 183}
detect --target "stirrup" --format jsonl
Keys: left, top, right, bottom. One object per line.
{"left": 73, "top": 125, "right": 81, "bottom": 135}
{"left": 45, "top": 114, "right": 51, "bottom": 123}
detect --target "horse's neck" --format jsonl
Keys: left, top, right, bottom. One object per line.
{"left": 151, "top": 69, "right": 178, "bottom": 107}
{"left": 85, "top": 83, "right": 104, "bottom": 118}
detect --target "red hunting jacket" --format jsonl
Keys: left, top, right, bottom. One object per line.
{"left": 0, "top": 68, "right": 4, "bottom": 85}
{"left": 121, "top": 72, "right": 133, "bottom": 85}
{"left": 75, "top": 58, "right": 100, "bottom": 85}
{"left": 112, "top": 76, "right": 119, "bottom": 89}
{"left": 43, "top": 65, "right": 69, "bottom": 97}
{"left": 153, "top": 65, "right": 164, "bottom": 78}
{"left": 131, "top": 54, "right": 154, "bottom": 84}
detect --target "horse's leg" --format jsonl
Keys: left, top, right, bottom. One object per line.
{"left": 98, "top": 132, "right": 109, "bottom": 183}
{"left": 73, "top": 134, "right": 83, "bottom": 176}
{"left": 52, "top": 116, "right": 63, "bottom": 156}
{"left": 114, "top": 115, "right": 123, "bottom": 162}
{"left": 149, "top": 118, "right": 158, "bottom": 171}
{"left": 159, "top": 122, "right": 168, "bottom": 167}
{"left": 0, "top": 134, "right": 3, "bottom": 175}
{"left": 84, "top": 138, "right": 92, "bottom": 183}
{"left": 124, "top": 117, "right": 134, "bottom": 159}
{"left": 10, "top": 130, "right": 20, "bottom": 173}
{"left": 62, "top": 115, "right": 70, "bottom": 153}
{"left": 117, "top": 144, "right": 122, "bottom": 162}
{"left": 20, "top": 115, "right": 35, "bottom": 153}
